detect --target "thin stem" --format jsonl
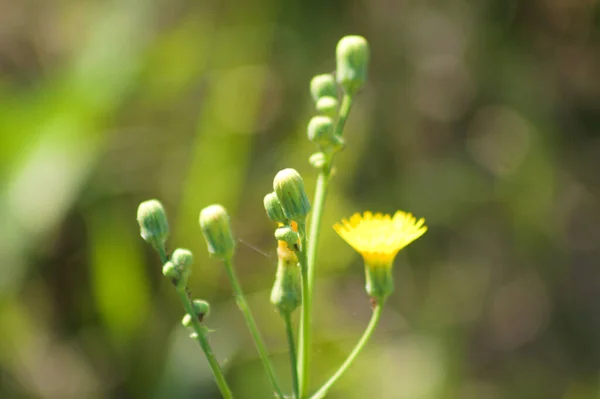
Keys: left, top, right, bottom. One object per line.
{"left": 333, "top": 93, "right": 354, "bottom": 138}
{"left": 223, "top": 258, "right": 284, "bottom": 398}
{"left": 156, "top": 244, "right": 168, "bottom": 264}
{"left": 298, "top": 93, "right": 354, "bottom": 398}
{"left": 156, "top": 245, "right": 233, "bottom": 398}
{"left": 284, "top": 312, "right": 300, "bottom": 399}
{"left": 175, "top": 288, "right": 234, "bottom": 399}
{"left": 297, "top": 223, "right": 311, "bottom": 398}
{"left": 309, "top": 303, "right": 384, "bottom": 399}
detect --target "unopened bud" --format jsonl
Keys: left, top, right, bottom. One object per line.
{"left": 270, "top": 243, "right": 301, "bottom": 315}
{"left": 264, "top": 192, "right": 287, "bottom": 224}
{"left": 199, "top": 205, "right": 236, "bottom": 260}
{"left": 172, "top": 248, "right": 194, "bottom": 270}
{"left": 182, "top": 299, "right": 211, "bottom": 325}
{"left": 162, "top": 261, "right": 178, "bottom": 279}
{"left": 336, "top": 35, "right": 369, "bottom": 95}
{"left": 307, "top": 116, "right": 344, "bottom": 151}
{"left": 309, "top": 152, "right": 327, "bottom": 169}
{"left": 316, "top": 96, "right": 339, "bottom": 117}
{"left": 137, "top": 199, "right": 169, "bottom": 249}
{"left": 162, "top": 248, "right": 193, "bottom": 288}
{"left": 310, "top": 74, "right": 337, "bottom": 102}
{"left": 273, "top": 169, "right": 311, "bottom": 222}
{"left": 275, "top": 226, "right": 299, "bottom": 249}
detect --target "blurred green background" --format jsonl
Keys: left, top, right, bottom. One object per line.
{"left": 1, "top": 0, "right": 599, "bottom": 398}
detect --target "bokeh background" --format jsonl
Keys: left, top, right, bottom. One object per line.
{"left": 1, "top": 0, "right": 600, "bottom": 398}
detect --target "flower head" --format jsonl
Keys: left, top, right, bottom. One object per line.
{"left": 334, "top": 211, "right": 426, "bottom": 302}
{"left": 334, "top": 211, "right": 427, "bottom": 267}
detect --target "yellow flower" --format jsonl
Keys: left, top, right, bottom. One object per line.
{"left": 334, "top": 211, "right": 427, "bottom": 268}
{"left": 334, "top": 211, "right": 427, "bottom": 301}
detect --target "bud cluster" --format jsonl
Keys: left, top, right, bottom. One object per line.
{"left": 307, "top": 74, "right": 342, "bottom": 159}
{"left": 136, "top": 199, "right": 212, "bottom": 329}
{"left": 163, "top": 248, "right": 194, "bottom": 289}
{"left": 307, "top": 35, "right": 370, "bottom": 170}
{"left": 182, "top": 299, "right": 211, "bottom": 326}
{"left": 263, "top": 168, "right": 312, "bottom": 316}
{"left": 134, "top": 35, "right": 377, "bottom": 398}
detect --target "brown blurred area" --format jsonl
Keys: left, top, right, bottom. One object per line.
{"left": 0, "top": 0, "right": 599, "bottom": 398}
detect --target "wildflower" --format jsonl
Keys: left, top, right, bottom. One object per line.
{"left": 334, "top": 211, "right": 427, "bottom": 301}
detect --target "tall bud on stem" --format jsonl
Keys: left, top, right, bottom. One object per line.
{"left": 336, "top": 35, "right": 370, "bottom": 96}
{"left": 199, "top": 204, "right": 236, "bottom": 260}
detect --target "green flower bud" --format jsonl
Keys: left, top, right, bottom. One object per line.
{"left": 365, "top": 265, "right": 394, "bottom": 303}
{"left": 137, "top": 199, "right": 169, "bottom": 249}
{"left": 307, "top": 116, "right": 344, "bottom": 151}
{"left": 192, "top": 299, "right": 211, "bottom": 318}
{"left": 336, "top": 35, "right": 369, "bottom": 95}
{"left": 316, "top": 96, "right": 339, "bottom": 117}
{"left": 172, "top": 248, "right": 193, "bottom": 279}
{"left": 264, "top": 192, "right": 287, "bottom": 224}
{"left": 270, "top": 245, "right": 301, "bottom": 315}
{"left": 307, "top": 115, "right": 333, "bottom": 142}
{"left": 310, "top": 74, "right": 337, "bottom": 102}
{"left": 171, "top": 248, "right": 194, "bottom": 270}
{"left": 275, "top": 226, "right": 299, "bottom": 249}
{"left": 182, "top": 299, "right": 211, "bottom": 325}
{"left": 162, "top": 261, "right": 178, "bottom": 279}
{"left": 162, "top": 248, "right": 193, "bottom": 288}
{"left": 199, "top": 205, "right": 236, "bottom": 260}
{"left": 309, "top": 152, "right": 327, "bottom": 169}
{"left": 182, "top": 313, "right": 193, "bottom": 327}
{"left": 273, "top": 169, "right": 311, "bottom": 222}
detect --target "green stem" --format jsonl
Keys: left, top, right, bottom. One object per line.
{"left": 176, "top": 288, "right": 234, "bottom": 399}
{"left": 284, "top": 312, "right": 300, "bottom": 399}
{"left": 309, "top": 303, "right": 384, "bottom": 399}
{"left": 298, "top": 93, "right": 354, "bottom": 398}
{"left": 297, "top": 223, "right": 311, "bottom": 398}
{"left": 156, "top": 244, "right": 168, "bottom": 264}
{"left": 223, "top": 258, "right": 284, "bottom": 399}
{"left": 333, "top": 93, "right": 354, "bottom": 138}
{"left": 156, "top": 245, "right": 233, "bottom": 398}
